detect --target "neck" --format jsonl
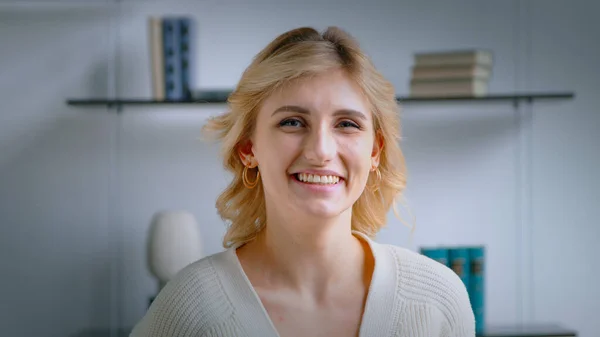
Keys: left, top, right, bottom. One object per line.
{"left": 242, "top": 208, "right": 371, "bottom": 300}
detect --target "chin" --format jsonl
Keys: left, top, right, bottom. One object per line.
{"left": 295, "top": 200, "right": 349, "bottom": 219}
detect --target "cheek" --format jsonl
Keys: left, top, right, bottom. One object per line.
{"left": 338, "top": 137, "right": 374, "bottom": 166}
{"left": 254, "top": 132, "right": 298, "bottom": 173}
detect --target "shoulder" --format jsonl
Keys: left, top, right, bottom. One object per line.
{"left": 129, "top": 251, "right": 234, "bottom": 337}
{"left": 385, "top": 244, "right": 464, "bottom": 295}
{"left": 382, "top": 244, "right": 475, "bottom": 336}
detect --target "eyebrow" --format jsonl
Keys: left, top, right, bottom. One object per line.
{"left": 271, "top": 105, "right": 367, "bottom": 121}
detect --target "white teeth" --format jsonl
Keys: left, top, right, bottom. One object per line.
{"left": 297, "top": 173, "right": 340, "bottom": 185}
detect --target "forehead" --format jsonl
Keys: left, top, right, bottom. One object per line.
{"left": 260, "top": 70, "right": 371, "bottom": 118}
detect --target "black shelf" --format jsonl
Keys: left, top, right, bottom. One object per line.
{"left": 66, "top": 98, "right": 227, "bottom": 106}
{"left": 397, "top": 92, "right": 574, "bottom": 103}
{"left": 66, "top": 92, "right": 574, "bottom": 109}
{"left": 476, "top": 323, "right": 577, "bottom": 337}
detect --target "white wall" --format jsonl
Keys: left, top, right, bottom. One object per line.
{"left": 0, "top": 3, "right": 120, "bottom": 337}
{"left": 529, "top": 0, "right": 600, "bottom": 331}
{"left": 0, "top": 1, "right": 597, "bottom": 337}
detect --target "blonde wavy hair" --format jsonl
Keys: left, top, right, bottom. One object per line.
{"left": 203, "top": 26, "right": 409, "bottom": 249}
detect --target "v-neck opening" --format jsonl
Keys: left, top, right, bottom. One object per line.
{"left": 229, "top": 242, "right": 282, "bottom": 337}
{"left": 219, "top": 230, "right": 397, "bottom": 337}
{"left": 354, "top": 231, "right": 398, "bottom": 336}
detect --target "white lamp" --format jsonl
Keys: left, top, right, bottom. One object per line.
{"left": 147, "top": 210, "right": 203, "bottom": 290}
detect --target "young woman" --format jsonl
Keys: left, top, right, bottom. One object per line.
{"left": 130, "top": 26, "right": 475, "bottom": 337}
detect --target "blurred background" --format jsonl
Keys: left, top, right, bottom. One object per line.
{"left": 0, "top": 0, "right": 598, "bottom": 336}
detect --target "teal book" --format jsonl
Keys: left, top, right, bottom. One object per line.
{"left": 468, "top": 246, "right": 485, "bottom": 334}
{"left": 448, "top": 247, "right": 470, "bottom": 290}
{"left": 420, "top": 247, "right": 450, "bottom": 267}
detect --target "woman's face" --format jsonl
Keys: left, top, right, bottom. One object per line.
{"left": 239, "top": 69, "right": 382, "bottom": 220}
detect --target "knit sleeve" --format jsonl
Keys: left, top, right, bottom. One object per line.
{"left": 129, "top": 257, "right": 233, "bottom": 337}
{"left": 446, "top": 270, "right": 476, "bottom": 337}
{"left": 391, "top": 246, "right": 476, "bottom": 337}
{"left": 424, "top": 254, "right": 476, "bottom": 337}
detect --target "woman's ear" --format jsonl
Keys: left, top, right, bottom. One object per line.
{"left": 237, "top": 138, "right": 256, "bottom": 167}
{"left": 371, "top": 131, "right": 384, "bottom": 168}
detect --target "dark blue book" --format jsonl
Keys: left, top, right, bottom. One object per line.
{"left": 468, "top": 246, "right": 485, "bottom": 334}
{"left": 420, "top": 247, "right": 450, "bottom": 267}
{"left": 162, "top": 18, "right": 183, "bottom": 101}
{"left": 178, "top": 17, "right": 196, "bottom": 100}
{"left": 449, "top": 247, "right": 470, "bottom": 290}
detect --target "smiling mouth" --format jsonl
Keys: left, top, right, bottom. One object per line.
{"left": 293, "top": 173, "right": 341, "bottom": 185}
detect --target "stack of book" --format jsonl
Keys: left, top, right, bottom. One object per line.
{"left": 148, "top": 16, "right": 197, "bottom": 101}
{"left": 409, "top": 50, "right": 493, "bottom": 98}
{"left": 420, "top": 245, "right": 486, "bottom": 334}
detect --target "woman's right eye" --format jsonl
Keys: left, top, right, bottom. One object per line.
{"left": 279, "top": 118, "right": 304, "bottom": 128}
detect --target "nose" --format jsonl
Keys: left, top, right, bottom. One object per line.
{"left": 303, "top": 125, "right": 337, "bottom": 165}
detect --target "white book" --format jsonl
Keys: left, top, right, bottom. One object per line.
{"left": 148, "top": 17, "right": 165, "bottom": 100}
{"left": 411, "top": 64, "right": 492, "bottom": 81}
{"left": 414, "top": 50, "right": 493, "bottom": 68}
{"left": 409, "top": 79, "right": 489, "bottom": 97}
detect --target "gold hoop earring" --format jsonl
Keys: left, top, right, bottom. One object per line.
{"left": 367, "top": 167, "right": 381, "bottom": 192}
{"left": 242, "top": 166, "right": 260, "bottom": 189}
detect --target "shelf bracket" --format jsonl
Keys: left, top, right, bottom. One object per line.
{"left": 106, "top": 102, "right": 123, "bottom": 114}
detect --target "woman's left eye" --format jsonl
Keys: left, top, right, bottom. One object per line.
{"left": 338, "top": 120, "right": 360, "bottom": 129}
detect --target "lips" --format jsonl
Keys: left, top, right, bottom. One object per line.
{"left": 294, "top": 172, "right": 341, "bottom": 185}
